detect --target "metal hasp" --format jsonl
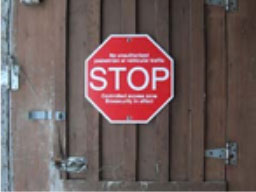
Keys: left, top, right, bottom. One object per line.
{"left": 28, "top": 110, "right": 66, "bottom": 121}
{"left": 20, "top": 0, "right": 41, "bottom": 5}
{"left": 54, "top": 157, "right": 88, "bottom": 173}
{"left": 28, "top": 111, "right": 52, "bottom": 120}
{"left": 1, "top": 56, "right": 20, "bottom": 91}
{"left": 55, "top": 111, "right": 66, "bottom": 121}
{"left": 205, "top": 142, "right": 238, "bottom": 165}
{"left": 205, "top": 0, "right": 238, "bottom": 11}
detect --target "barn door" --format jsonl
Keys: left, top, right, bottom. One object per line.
{"left": 11, "top": 0, "right": 256, "bottom": 191}
{"left": 63, "top": 0, "right": 224, "bottom": 190}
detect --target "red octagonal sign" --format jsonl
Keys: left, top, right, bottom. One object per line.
{"left": 85, "top": 34, "right": 174, "bottom": 124}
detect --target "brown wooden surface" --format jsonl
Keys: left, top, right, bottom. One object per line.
{"left": 170, "top": 0, "right": 206, "bottom": 182}
{"left": 64, "top": 181, "right": 226, "bottom": 191}
{"left": 67, "top": 0, "right": 208, "bottom": 184}
{"left": 187, "top": 0, "right": 206, "bottom": 182}
{"left": 54, "top": 0, "right": 68, "bottom": 180}
{"left": 137, "top": 0, "right": 170, "bottom": 181}
{"left": 100, "top": 0, "right": 137, "bottom": 181}
{"left": 11, "top": 0, "right": 66, "bottom": 190}
{"left": 169, "top": 0, "right": 190, "bottom": 181}
{"left": 205, "top": 6, "right": 227, "bottom": 181}
{"left": 11, "top": 0, "right": 256, "bottom": 191}
{"left": 226, "top": 0, "right": 256, "bottom": 190}
{"left": 68, "top": 0, "right": 101, "bottom": 180}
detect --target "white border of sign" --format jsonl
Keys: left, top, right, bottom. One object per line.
{"left": 84, "top": 34, "right": 174, "bottom": 124}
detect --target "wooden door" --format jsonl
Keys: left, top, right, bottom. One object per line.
{"left": 10, "top": 0, "right": 256, "bottom": 191}
{"left": 226, "top": 0, "right": 256, "bottom": 190}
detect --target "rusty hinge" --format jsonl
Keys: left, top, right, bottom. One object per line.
{"left": 54, "top": 157, "right": 88, "bottom": 173}
{"left": 205, "top": 142, "right": 238, "bottom": 165}
{"left": 205, "top": 0, "right": 238, "bottom": 12}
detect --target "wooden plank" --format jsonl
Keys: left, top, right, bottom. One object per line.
{"left": 64, "top": 181, "right": 226, "bottom": 191}
{"left": 188, "top": 0, "right": 206, "bottom": 182}
{"left": 11, "top": 0, "right": 66, "bottom": 190}
{"left": 53, "top": 0, "right": 68, "bottom": 180}
{"left": 137, "top": 0, "right": 169, "bottom": 181}
{"left": 205, "top": 6, "right": 226, "bottom": 181}
{"left": 170, "top": 0, "right": 205, "bottom": 182}
{"left": 226, "top": 0, "right": 256, "bottom": 190}
{"left": 170, "top": 0, "right": 191, "bottom": 181}
{"left": 120, "top": 0, "right": 136, "bottom": 33}
{"left": 68, "top": 0, "right": 101, "bottom": 180}
{"left": 101, "top": 0, "right": 137, "bottom": 181}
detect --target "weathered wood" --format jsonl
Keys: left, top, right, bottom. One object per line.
{"left": 137, "top": 0, "right": 170, "bottom": 181}
{"left": 64, "top": 181, "right": 226, "bottom": 191}
{"left": 53, "top": 0, "right": 68, "bottom": 180}
{"left": 68, "top": 0, "right": 101, "bottom": 180}
{"left": 188, "top": 0, "right": 206, "bottom": 182}
{"left": 226, "top": 0, "right": 256, "bottom": 190}
{"left": 121, "top": 0, "right": 136, "bottom": 33}
{"left": 10, "top": 0, "right": 256, "bottom": 190}
{"left": 205, "top": 6, "right": 226, "bottom": 181}
{"left": 11, "top": 0, "right": 66, "bottom": 190}
{"left": 170, "top": 0, "right": 206, "bottom": 182}
{"left": 170, "top": 0, "right": 190, "bottom": 181}
{"left": 101, "top": 0, "right": 137, "bottom": 181}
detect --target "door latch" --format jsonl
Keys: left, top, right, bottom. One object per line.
{"left": 205, "top": 142, "right": 238, "bottom": 165}
{"left": 28, "top": 110, "right": 66, "bottom": 121}
{"left": 54, "top": 157, "right": 88, "bottom": 173}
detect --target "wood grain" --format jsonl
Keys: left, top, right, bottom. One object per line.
{"left": 101, "top": 0, "right": 137, "bottom": 181}
{"left": 226, "top": 0, "right": 256, "bottom": 190}
{"left": 14, "top": 0, "right": 256, "bottom": 190}
{"left": 188, "top": 0, "right": 206, "bottom": 182}
{"left": 137, "top": 0, "right": 169, "bottom": 181}
{"left": 170, "top": 0, "right": 190, "bottom": 181}
{"left": 53, "top": 0, "right": 68, "bottom": 180}
{"left": 11, "top": 0, "right": 66, "bottom": 190}
{"left": 68, "top": 0, "right": 101, "bottom": 180}
{"left": 205, "top": 5, "right": 226, "bottom": 181}
{"left": 170, "top": 0, "right": 206, "bottom": 182}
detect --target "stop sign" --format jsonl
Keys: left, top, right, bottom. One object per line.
{"left": 85, "top": 34, "right": 174, "bottom": 124}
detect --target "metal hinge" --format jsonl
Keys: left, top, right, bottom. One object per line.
{"left": 54, "top": 157, "right": 88, "bottom": 173}
{"left": 205, "top": 0, "right": 238, "bottom": 12}
{"left": 205, "top": 142, "right": 238, "bottom": 165}
{"left": 1, "top": 56, "right": 20, "bottom": 91}
{"left": 28, "top": 110, "right": 66, "bottom": 121}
